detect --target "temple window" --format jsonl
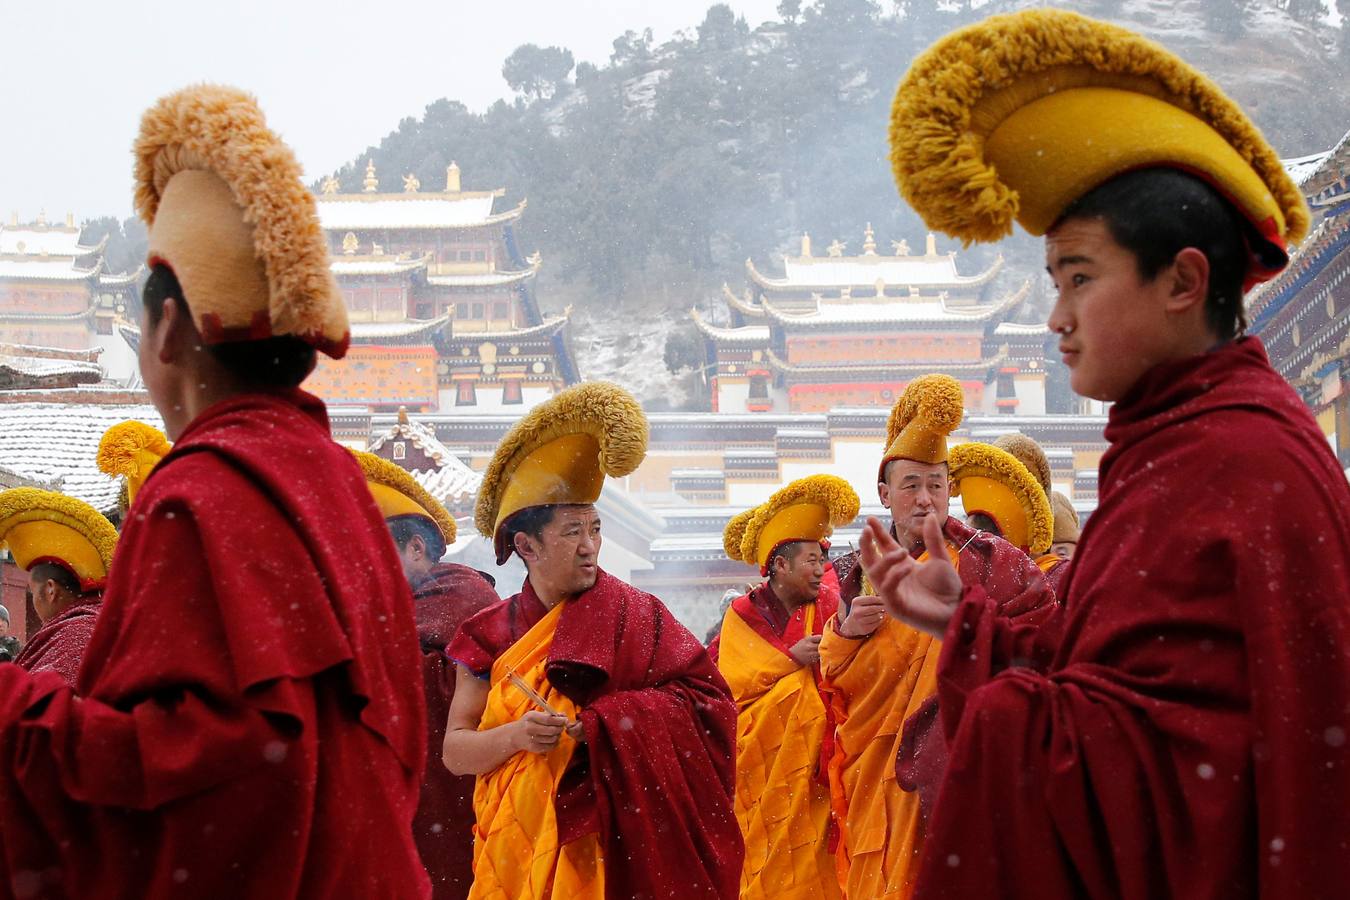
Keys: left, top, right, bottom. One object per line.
{"left": 455, "top": 303, "right": 468, "bottom": 318}
{"left": 503, "top": 379, "right": 523, "bottom": 405}
{"left": 472, "top": 303, "right": 484, "bottom": 318}
{"left": 493, "top": 301, "right": 509, "bottom": 320}
{"left": 456, "top": 380, "right": 477, "bottom": 406}
{"left": 749, "top": 374, "right": 769, "bottom": 400}
{"left": 474, "top": 250, "right": 487, "bottom": 261}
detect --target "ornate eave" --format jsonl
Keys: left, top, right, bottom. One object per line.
{"left": 427, "top": 263, "right": 539, "bottom": 289}
{"left": 722, "top": 283, "right": 766, "bottom": 320}
{"left": 691, "top": 308, "right": 769, "bottom": 344}
{"left": 0, "top": 257, "right": 103, "bottom": 283}
{"left": 765, "top": 346, "right": 1007, "bottom": 378}
{"left": 330, "top": 253, "right": 432, "bottom": 277}
{"left": 757, "top": 280, "right": 1029, "bottom": 328}
{"left": 446, "top": 313, "right": 570, "bottom": 343}
{"left": 349, "top": 315, "right": 452, "bottom": 345}
{"left": 745, "top": 252, "right": 1003, "bottom": 293}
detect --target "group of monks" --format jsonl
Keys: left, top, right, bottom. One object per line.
{"left": 1, "top": 7, "right": 1349, "bottom": 900}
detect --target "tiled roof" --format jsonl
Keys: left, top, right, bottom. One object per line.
{"left": 369, "top": 410, "right": 484, "bottom": 505}
{"left": 0, "top": 403, "right": 162, "bottom": 513}
{"left": 0, "top": 225, "right": 104, "bottom": 258}
{"left": 317, "top": 195, "right": 522, "bottom": 231}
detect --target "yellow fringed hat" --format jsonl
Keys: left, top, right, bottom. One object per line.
{"left": 135, "top": 85, "right": 349, "bottom": 357}
{"left": 993, "top": 432, "right": 1052, "bottom": 495}
{"left": 949, "top": 442, "right": 1053, "bottom": 555}
{"left": 351, "top": 450, "right": 457, "bottom": 547}
{"left": 0, "top": 488, "right": 118, "bottom": 592}
{"left": 730, "top": 475, "right": 860, "bottom": 575}
{"left": 879, "top": 374, "right": 965, "bottom": 481}
{"left": 1051, "top": 490, "right": 1081, "bottom": 545}
{"left": 475, "top": 382, "right": 648, "bottom": 564}
{"left": 889, "top": 9, "right": 1309, "bottom": 285}
{"left": 98, "top": 421, "right": 172, "bottom": 505}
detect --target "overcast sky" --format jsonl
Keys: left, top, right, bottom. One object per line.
{"left": 1, "top": 0, "right": 782, "bottom": 222}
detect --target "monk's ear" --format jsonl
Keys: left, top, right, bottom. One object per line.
{"left": 877, "top": 481, "right": 891, "bottom": 509}
{"left": 1165, "top": 247, "right": 1209, "bottom": 318}
{"left": 409, "top": 533, "right": 426, "bottom": 561}
{"left": 512, "top": 530, "right": 538, "bottom": 563}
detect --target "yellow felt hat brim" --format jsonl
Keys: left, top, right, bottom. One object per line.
{"left": 983, "top": 86, "right": 1287, "bottom": 249}
{"left": 149, "top": 170, "right": 273, "bottom": 345}
{"left": 492, "top": 432, "right": 605, "bottom": 560}
{"left": 368, "top": 482, "right": 436, "bottom": 528}
{"left": 4, "top": 521, "right": 108, "bottom": 590}
{"left": 958, "top": 476, "right": 1030, "bottom": 553}
{"left": 754, "top": 503, "right": 831, "bottom": 572}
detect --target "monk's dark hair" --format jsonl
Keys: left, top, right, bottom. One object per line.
{"left": 502, "top": 504, "right": 560, "bottom": 554}
{"left": 766, "top": 540, "right": 810, "bottom": 575}
{"left": 142, "top": 264, "right": 317, "bottom": 388}
{"left": 30, "top": 562, "right": 81, "bottom": 596}
{"left": 1057, "top": 169, "right": 1250, "bottom": 341}
{"left": 966, "top": 512, "right": 1002, "bottom": 537}
{"left": 387, "top": 514, "right": 447, "bottom": 562}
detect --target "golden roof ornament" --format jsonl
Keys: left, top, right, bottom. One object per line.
{"left": 363, "top": 159, "right": 378, "bottom": 193}
{"left": 800, "top": 233, "right": 812, "bottom": 257}
{"left": 826, "top": 239, "right": 846, "bottom": 258}
{"left": 321, "top": 175, "right": 340, "bottom": 195}
{"left": 863, "top": 223, "right": 877, "bottom": 255}
{"left": 892, "top": 239, "right": 910, "bottom": 256}
{"left": 342, "top": 232, "right": 359, "bottom": 255}
{"left": 402, "top": 173, "right": 420, "bottom": 193}
{"left": 446, "top": 161, "right": 461, "bottom": 193}
{"left": 35, "top": 210, "right": 47, "bottom": 228}
{"left": 925, "top": 233, "right": 938, "bottom": 256}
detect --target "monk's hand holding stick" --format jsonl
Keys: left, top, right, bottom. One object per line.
{"left": 565, "top": 719, "right": 586, "bottom": 744}
{"left": 789, "top": 634, "right": 823, "bottom": 667}
{"left": 838, "top": 594, "right": 886, "bottom": 639}
{"left": 859, "top": 514, "right": 962, "bottom": 639}
{"left": 514, "top": 710, "right": 567, "bottom": 754}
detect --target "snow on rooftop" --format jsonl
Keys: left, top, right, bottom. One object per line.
{"left": 778, "top": 255, "right": 962, "bottom": 287}
{"left": 0, "top": 226, "right": 96, "bottom": 257}
{"left": 0, "top": 403, "right": 161, "bottom": 514}
{"left": 0, "top": 257, "right": 98, "bottom": 281}
{"left": 317, "top": 195, "right": 498, "bottom": 231}
{"left": 330, "top": 257, "right": 428, "bottom": 277}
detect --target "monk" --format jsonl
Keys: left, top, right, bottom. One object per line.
{"left": 819, "top": 374, "right": 1052, "bottom": 899}
{"left": 991, "top": 433, "right": 1073, "bottom": 593}
{"left": 444, "top": 382, "right": 742, "bottom": 900}
{"left": 716, "top": 476, "right": 858, "bottom": 900}
{"left": 356, "top": 449, "right": 500, "bottom": 898}
{"left": 0, "top": 487, "right": 116, "bottom": 687}
{"left": 13, "top": 565, "right": 101, "bottom": 686}
{"left": 0, "top": 86, "right": 429, "bottom": 898}
{"left": 874, "top": 10, "right": 1350, "bottom": 897}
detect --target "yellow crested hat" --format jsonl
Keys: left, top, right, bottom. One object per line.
{"left": 0, "top": 488, "right": 118, "bottom": 592}
{"left": 475, "top": 382, "right": 648, "bottom": 564}
{"left": 98, "top": 421, "right": 171, "bottom": 505}
{"left": 135, "top": 85, "right": 349, "bottom": 357}
{"left": 890, "top": 9, "right": 1309, "bottom": 285}
{"left": 730, "top": 475, "right": 860, "bottom": 575}
{"left": 1051, "top": 490, "right": 1081, "bottom": 545}
{"left": 949, "top": 442, "right": 1053, "bottom": 555}
{"left": 993, "top": 432, "right": 1052, "bottom": 495}
{"left": 351, "top": 450, "right": 457, "bottom": 546}
{"left": 879, "top": 374, "right": 964, "bottom": 480}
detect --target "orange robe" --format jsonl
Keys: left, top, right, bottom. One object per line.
{"left": 717, "top": 584, "right": 841, "bottom": 900}
{"left": 470, "top": 601, "right": 604, "bottom": 899}
{"left": 821, "top": 517, "right": 1051, "bottom": 899}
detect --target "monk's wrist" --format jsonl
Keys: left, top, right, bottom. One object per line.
{"left": 834, "top": 614, "right": 869, "bottom": 641}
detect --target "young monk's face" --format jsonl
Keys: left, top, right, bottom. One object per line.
{"left": 1045, "top": 218, "right": 1178, "bottom": 402}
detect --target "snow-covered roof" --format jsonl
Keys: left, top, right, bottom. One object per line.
{"left": 0, "top": 225, "right": 104, "bottom": 258}
{"left": 760, "top": 280, "right": 1029, "bottom": 326}
{"left": 349, "top": 316, "right": 450, "bottom": 342}
{"left": 0, "top": 257, "right": 100, "bottom": 281}
{"left": 691, "top": 309, "right": 770, "bottom": 343}
{"left": 748, "top": 251, "right": 1000, "bottom": 290}
{"left": 330, "top": 256, "right": 429, "bottom": 277}
{"left": 368, "top": 409, "right": 484, "bottom": 505}
{"left": 0, "top": 354, "right": 103, "bottom": 383}
{"left": 1284, "top": 150, "right": 1333, "bottom": 186}
{"left": 317, "top": 194, "right": 515, "bottom": 231}
{"left": 994, "top": 321, "right": 1050, "bottom": 336}
{"left": 426, "top": 269, "right": 537, "bottom": 288}
{"left": 0, "top": 403, "right": 162, "bottom": 514}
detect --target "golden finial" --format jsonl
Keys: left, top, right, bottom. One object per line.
{"left": 863, "top": 223, "right": 877, "bottom": 255}
{"left": 65, "top": 212, "right": 75, "bottom": 229}
{"left": 800, "top": 233, "right": 812, "bottom": 257}
{"left": 342, "top": 232, "right": 359, "bottom": 255}
{"left": 402, "top": 173, "right": 421, "bottom": 193}
{"left": 445, "top": 161, "right": 461, "bottom": 193}
{"left": 363, "top": 159, "right": 378, "bottom": 193}
{"left": 925, "top": 233, "right": 938, "bottom": 256}
{"left": 891, "top": 239, "right": 910, "bottom": 256}
{"left": 35, "top": 209, "right": 47, "bottom": 227}
{"left": 826, "top": 239, "right": 846, "bottom": 258}
{"left": 397, "top": 406, "right": 410, "bottom": 426}
{"left": 321, "top": 175, "right": 340, "bottom": 195}
{"left": 527, "top": 250, "right": 542, "bottom": 268}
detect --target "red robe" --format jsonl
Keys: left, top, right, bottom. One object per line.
{"left": 448, "top": 570, "right": 744, "bottom": 899}
{"left": 0, "top": 390, "right": 430, "bottom": 899}
{"left": 910, "top": 338, "right": 1350, "bottom": 899}
{"left": 12, "top": 598, "right": 101, "bottom": 687}
{"left": 412, "top": 563, "right": 499, "bottom": 899}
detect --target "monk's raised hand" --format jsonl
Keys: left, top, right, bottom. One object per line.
{"left": 516, "top": 710, "right": 567, "bottom": 754}
{"left": 789, "top": 634, "right": 822, "bottom": 667}
{"left": 838, "top": 594, "right": 886, "bottom": 639}
{"left": 859, "top": 515, "right": 962, "bottom": 638}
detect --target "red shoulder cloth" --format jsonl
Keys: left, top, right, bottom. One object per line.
{"left": 13, "top": 598, "right": 101, "bottom": 687}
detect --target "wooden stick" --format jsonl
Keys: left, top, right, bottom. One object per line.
{"left": 505, "top": 667, "right": 563, "bottom": 718}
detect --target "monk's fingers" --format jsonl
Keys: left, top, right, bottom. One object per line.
{"left": 804, "top": 635, "right": 822, "bottom": 645}
{"left": 922, "top": 512, "right": 946, "bottom": 554}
